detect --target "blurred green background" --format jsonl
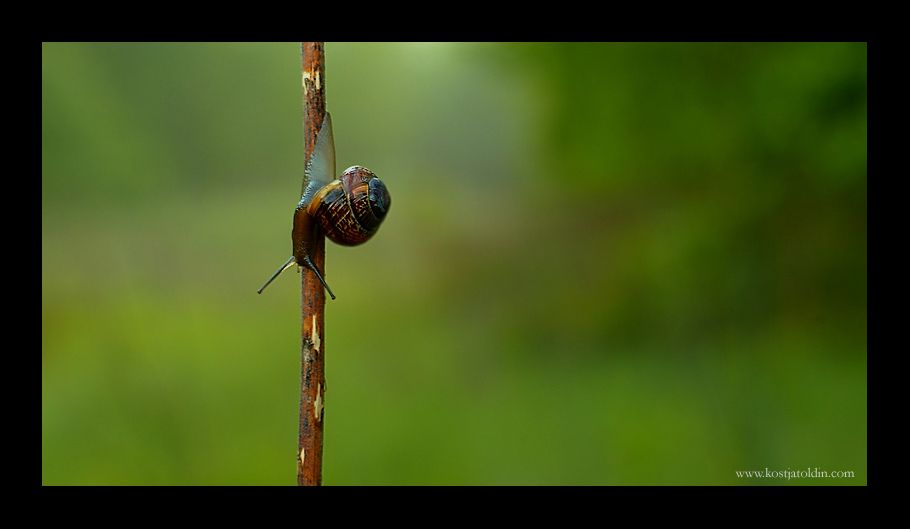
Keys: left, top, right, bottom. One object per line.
{"left": 42, "top": 42, "right": 866, "bottom": 485}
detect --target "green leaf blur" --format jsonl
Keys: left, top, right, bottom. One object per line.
{"left": 42, "top": 42, "right": 866, "bottom": 485}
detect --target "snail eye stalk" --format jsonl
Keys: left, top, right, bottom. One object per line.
{"left": 258, "top": 257, "right": 297, "bottom": 294}
{"left": 300, "top": 253, "right": 335, "bottom": 300}
{"left": 258, "top": 255, "right": 335, "bottom": 300}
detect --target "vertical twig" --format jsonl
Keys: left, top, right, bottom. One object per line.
{"left": 298, "top": 42, "right": 327, "bottom": 486}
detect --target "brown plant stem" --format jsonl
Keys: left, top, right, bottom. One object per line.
{"left": 298, "top": 41, "right": 328, "bottom": 486}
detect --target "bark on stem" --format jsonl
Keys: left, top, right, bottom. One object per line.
{"left": 297, "top": 42, "right": 328, "bottom": 486}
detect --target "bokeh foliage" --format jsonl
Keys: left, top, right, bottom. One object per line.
{"left": 43, "top": 42, "right": 866, "bottom": 485}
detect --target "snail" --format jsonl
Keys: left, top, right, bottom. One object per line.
{"left": 258, "top": 112, "right": 391, "bottom": 299}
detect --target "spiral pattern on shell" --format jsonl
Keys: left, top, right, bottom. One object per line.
{"left": 307, "top": 166, "right": 391, "bottom": 246}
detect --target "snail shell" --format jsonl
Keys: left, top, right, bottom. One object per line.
{"left": 307, "top": 165, "right": 391, "bottom": 246}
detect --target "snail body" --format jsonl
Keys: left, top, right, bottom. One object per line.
{"left": 259, "top": 112, "right": 390, "bottom": 299}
